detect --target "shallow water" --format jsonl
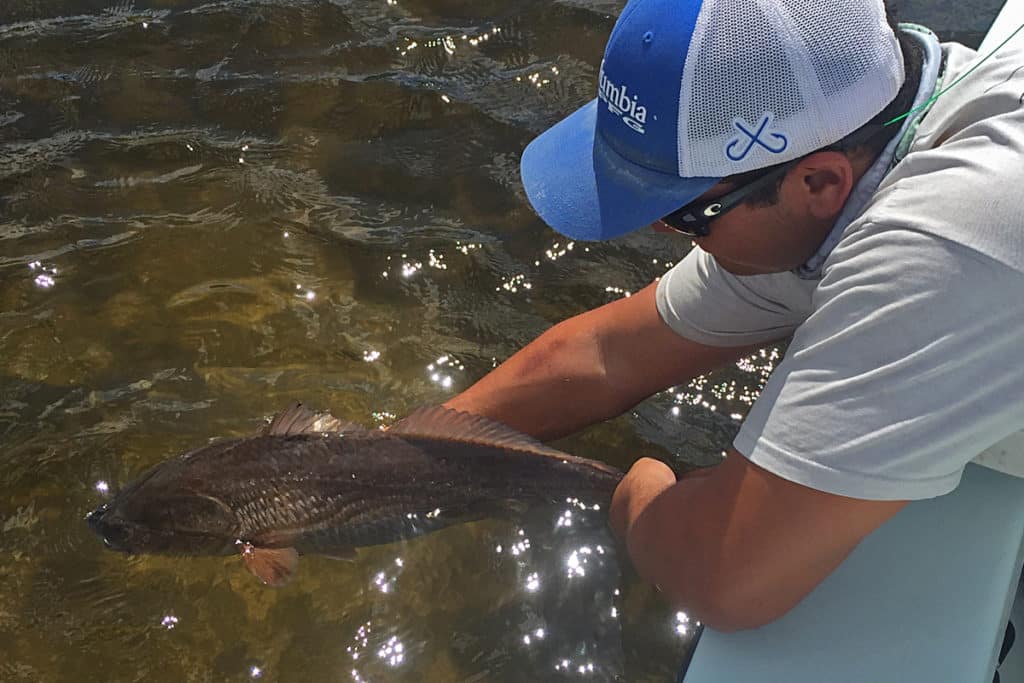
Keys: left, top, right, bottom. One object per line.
{"left": 0, "top": 0, "right": 1005, "bottom": 681}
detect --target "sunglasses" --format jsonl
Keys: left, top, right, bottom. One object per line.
{"left": 660, "top": 124, "right": 891, "bottom": 238}
{"left": 658, "top": 163, "right": 792, "bottom": 238}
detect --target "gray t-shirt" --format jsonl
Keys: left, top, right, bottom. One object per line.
{"left": 656, "top": 39, "right": 1024, "bottom": 499}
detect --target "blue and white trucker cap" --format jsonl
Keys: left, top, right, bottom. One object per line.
{"left": 520, "top": 0, "right": 905, "bottom": 241}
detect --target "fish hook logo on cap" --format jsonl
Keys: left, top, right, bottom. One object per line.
{"left": 519, "top": 0, "right": 904, "bottom": 241}
{"left": 726, "top": 113, "right": 789, "bottom": 161}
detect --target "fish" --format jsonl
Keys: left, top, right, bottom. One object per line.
{"left": 86, "top": 403, "right": 624, "bottom": 586}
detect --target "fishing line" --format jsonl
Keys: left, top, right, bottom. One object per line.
{"left": 885, "top": 20, "right": 1024, "bottom": 126}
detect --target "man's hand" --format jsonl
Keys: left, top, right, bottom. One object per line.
{"left": 609, "top": 457, "right": 676, "bottom": 542}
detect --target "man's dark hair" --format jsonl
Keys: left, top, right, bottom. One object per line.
{"left": 728, "top": 4, "right": 924, "bottom": 207}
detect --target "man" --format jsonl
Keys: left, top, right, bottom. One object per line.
{"left": 446, "top": 0, "right": 1024, "bottom": 632}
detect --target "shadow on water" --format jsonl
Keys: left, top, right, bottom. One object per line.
{"left": 0, "top": 0, "right": 1006, "bottom": 680}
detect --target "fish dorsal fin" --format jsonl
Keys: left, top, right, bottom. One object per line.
{"left": 388, "top": 406, "right": 569, "bottom": 459}
{"left": 263, "top": 402, "right": 364, "bottom": 436}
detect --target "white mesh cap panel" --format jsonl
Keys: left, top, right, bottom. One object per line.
{"left": 677, "top": 0, "right": 904, "bottom": 177}
{"left": 681, "top": 0, "right": 805, "bottom": 143}
{"left": 781, "top": 0, "right": 894, "bottom": 98}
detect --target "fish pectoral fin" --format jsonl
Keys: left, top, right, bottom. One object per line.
{"left": 263, "top": 402, "right": 365, "bottom": 437}
{"left": 321, "top": 547, "right": 357, "bottom": 562}
{"left": 239, "top": 542, "right": 299, "bottom": 587}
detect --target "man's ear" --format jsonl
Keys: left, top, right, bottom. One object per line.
{"left": 789, "top": 151, "right": 855, "bottom": 221}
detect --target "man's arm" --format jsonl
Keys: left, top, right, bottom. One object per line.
{"left": 444, "top": 281, "right": 764, "bottom": 440}
{"left": 610, "top": 450, "right": 908, "bottom": 632}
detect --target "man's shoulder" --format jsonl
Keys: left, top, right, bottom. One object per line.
{"left": 863, "top": 72, "right": 1024, "bottom": 275}
{"left": 821, "top": 220, "right": 1024, "bottom": 306}
{"left": 928, "top": 38, "right": 1024, "bottom": 127}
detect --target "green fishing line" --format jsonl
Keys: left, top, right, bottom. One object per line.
{"left": 885, "top": 20, "right": 1024, "bottom": 127}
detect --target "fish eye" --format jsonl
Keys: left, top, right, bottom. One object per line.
{"left": 99, "top": 523, "right": 133, "bottom": 552}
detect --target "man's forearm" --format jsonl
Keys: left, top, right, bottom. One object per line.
{"left": 613, "top": 460, "right": 770, "bottom": 631}
{"left": 444, "top": 314, "right": 632, "bottom": 440}
{"left": 613, "top": 451, "right": 908, "bottom": 632}
{"left": 444, "top": 282, "right": 766, "bottom": 440}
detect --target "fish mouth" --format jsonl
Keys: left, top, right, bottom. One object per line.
{"left": 86, "top": 504, "right": 131, "bottom": 553}
{"left": 85, "top": 504, "right": 106, "bottom": 530}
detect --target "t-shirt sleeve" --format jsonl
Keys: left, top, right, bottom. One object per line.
{"left": 656, "top": 246, "right": 817, "bottom": 347}
{"left": 734, "top": 224, "right": 1024, "bottom": 500}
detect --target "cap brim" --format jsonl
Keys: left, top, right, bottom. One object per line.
{"left": 520, "top": 99, "right": 719, "bottom": 241}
